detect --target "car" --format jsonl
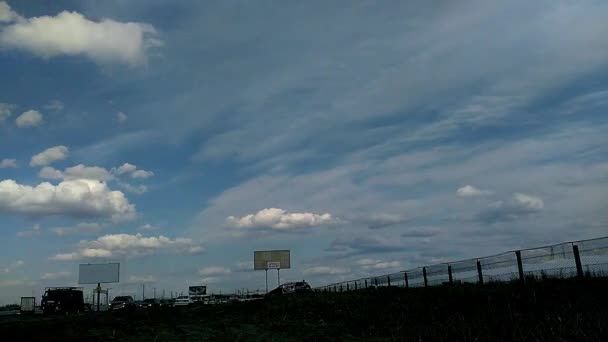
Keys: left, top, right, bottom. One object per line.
{"left": 174, "top": 296, "right": 192, "bottom": 307}
{"left": 109, "top": 296, "right": 135, "bottom": 311}
{"left": 41, "top": 288, "right": 85, "bottom": 315}
{"left": 267, "top": 280, "right": 313, "bottom": 297}
{"left": 141, "top": 298, "right": 160, "bottom": 309}
{"left": 160, "top": 299, "right": 175, "bottom": 307}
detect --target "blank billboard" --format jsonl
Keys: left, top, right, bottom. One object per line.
{"left": 254, "top": 250, "right": 290, "bottom": 270}
{"left": 78, "top": 263, "right": 120, "bottom": 284}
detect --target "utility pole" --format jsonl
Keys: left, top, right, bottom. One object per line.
{"left": 142, "top": 284, "right": 145, "bottom": 301}
{"left": 153, "top": 288, "right": 156, "bottom": 299}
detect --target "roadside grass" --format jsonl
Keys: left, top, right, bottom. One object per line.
{"left": 1, "top": 277, "right": 607, "bottom": 341}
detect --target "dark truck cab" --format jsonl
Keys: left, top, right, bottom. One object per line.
{"left": 41, "top": 287, "right": 85, "bottom": 314}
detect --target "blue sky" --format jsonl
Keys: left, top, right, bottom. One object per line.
{"left": 0, "top": 0, "right": 607, "bottom": 304}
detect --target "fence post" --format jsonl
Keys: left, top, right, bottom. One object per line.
{"left": 355, "top": 281, "right": 358, "bottom": 290}
{"left": 375, "top": 278, "right": 378, "bottom": 287}
{"left": 448, "top": 264, "right": 453, "bottom": 285}
{"left": 340, "top": 284, "right": 343, "bottom": 292}
{"left": 365, "top": 279, "right": 368, "bottom": 288}
{"left": 476, "top": 260, "right": 484, "bottom": 284}
{"left": 572, "top": 244, "right": 584, "bottom": 279}
{"left": 404, "top": 272, "right": 409, "bottom": 288}
{"left": 347, "top": 283, "right": 349, "bottom": 291}
{"left": 387, "top": 276, "right": 391, "bottom": 287}
{"left": 515, "top": 250, "right": 525, "bottom": 283}
{"left": 423, "top": 267, "right": 428, "bottom": 288}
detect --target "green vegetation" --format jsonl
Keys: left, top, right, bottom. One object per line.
{"left": 1, "top": 278, "right": 607, "bottom": 341}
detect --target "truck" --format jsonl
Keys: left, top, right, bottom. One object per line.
{"left": 41, "top": 287, "right": 85, "bottom": 315}
{"left": 20, "top": 297, "right": 36, "bottom": 314}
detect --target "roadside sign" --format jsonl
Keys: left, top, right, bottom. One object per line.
{"left": 267, "top": 261, "right": 281, "bottom": 269}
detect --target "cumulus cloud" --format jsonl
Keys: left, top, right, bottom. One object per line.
{"left": 30, "top": 145, "right": 69, "bottom": 167}
{"left": 138, "top": 223, "right": 158, "bottom": 231}
{"left": 0, "top": 1, "right": 20, "bottom": 23}
{"left": 112, "top": 163, "right": 153, "bottom": 179}
{"left": 117, "top": 182, "right": 148, "bottom": 194}
{"left": 199, "top": 266, "right": 231, "bottom": 276}
{"left": 0, "top": 3, "right": 162, "bottom": 66}
{"left": 16, "top": 224, "right": 40, "bottom": 238}
{"left": 38, "top": 166, "right": 63, "bottom": 179}
{"left": 116, "top": 112, "right": 127, "bottom": 123}
{"left": 477, "top": 193, "right": 544, "bottom": 224}
{"left": 15, "top": 110, "right": 43, "bottom": 128}
{"left": 51, "top": 222, "right": 103, "bottom": 236}
{"left": 0, "top": 102, "right": 15, "bottom": 121}
{"left": 0, "top": 158, "right": 17, "bottom": 168}
{"left": 457, "top": 185, "right": 491, "bottom": 197}
{"left": 0, "top": 179, "right": 135, "bottom": 221}
{"left": 356, "top": 258, "right": 401, "bottom": 271}
{"left": 226, "top": 208, "right": 335, "bottom": 231}
{"left": 38, "top": 164, "right": 114, "bottom": 181}
{"left": 50, "top": 233, "right": 202, "bottom": 261}
{"left": 303, "top": 266, "right": 350, "bottom": 276}
{"left": 41, "top": 271, "right": 71, "bottom": 280}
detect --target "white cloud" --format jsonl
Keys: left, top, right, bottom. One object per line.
{"left": 199, "top": 266, "right": 231, "bottom": 276}
{"left": 116, "top": 112, "right": 127, "bottom": 123}
{"left": 477, "top": 193, "right": 545, "bottom": 224}
{"left": 30, "top": 145, "right": 69, "bottom": 167}
{"left": 38, "top": 166, "right": 63, "bottom": 179}
{"left": 0, "top": 3, "right": 162, "bottom": 66}
{"left": 0, "top": 102, "right": 15, "bottom": 121}
{"left": 3, "top": 260, "right": 24, "bottom": 273}
{"left": 0, "top": 179, "right": 135, "bottom": 221}
{"left": 457, "top": 185, "right": 491, "bottom": 197}
{"left": 16, "top": 224, "right": 40, "bottom": 238}
{"left": 303, "top": 266, "right": 350, "bottom": 276}
{"left": 44, "top": 100, "right": 63, "bottom": 112}
{"left": 138, "top": 223, "right": 158, "bottom": 231}
{"left": 112, "top": 163, "right": 153, "bottom": 179}
{"left": 51, "top": 233, "right": 202, "bottom": 261}
{"left": 131, "top": 169, "right": 154, "bottom": 179}
{"left": 114, "top": 163, "right": 137, "bottom": 175}
{"left": 226, "top": 208, "right": 335, "bottom": 231}
{"left": 118, "top": 182, "right": 148, "bottom": 194}
{"left": 0, "top": 158, "right": 17, "bottom": 168}
{"left": 15, "top": 110, "right": 43, "bottom": 128}
{"left": 63, "top": 164, "right": 114, "bottom": 181}
{"left": 0, "top": 1, "right": 20, "bottom": 23}
{"left": 51, "top": 222, "right": 103, "bottom": 236}
{"left": 356, "top": 259, "right": 401, "bottom": 270}
{"left": 41, "top": 271, "right": 71, "bottom": 280}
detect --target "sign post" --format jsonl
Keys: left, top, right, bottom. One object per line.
{"left": 78, "top": 263, "right": 120, "bottom": 312}
{"left": 254, "top": 250, "right": 291, "bottom": 293}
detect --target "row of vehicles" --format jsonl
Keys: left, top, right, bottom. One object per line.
{"left": 35, "top": 281, "right": 312, "bottom": 314}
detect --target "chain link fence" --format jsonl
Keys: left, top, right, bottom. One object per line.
{"left": 315, "top": 236, "right": 608, "bottom": 292}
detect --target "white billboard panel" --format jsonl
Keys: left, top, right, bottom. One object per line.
{"left": 254, "top": 250, "right": 290, "bottom": 270}
{"left": 78, "top": 263, "right": 120, "bottom": 284}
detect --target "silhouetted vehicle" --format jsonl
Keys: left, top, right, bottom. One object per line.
{"left": 41, "top": 288, "right": 84, "bottom": 315}
{"left": 109, "top": 296, "right": 135, "bottom": 311}
{"left": 267, "top": 281, "right": 313, "bottom": 297}
{"left": 174, "top": 296, "right": 192, "bottom": 306}
{"left": 160, "top": 299, "right": 175, "bottom": 307}
{"left": 141, "top": 298, "right": 160, "bottom": 309}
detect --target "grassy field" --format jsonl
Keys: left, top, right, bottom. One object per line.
{"left": 1, "top": 278, "right": 607, "bottom": 341}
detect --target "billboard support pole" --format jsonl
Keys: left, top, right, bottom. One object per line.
{"left": 277, "top": 268, "right": 280, "bottom": 287}
{"left": 265, "top": 269, "right": 268, "bottom": 294}
{"left": 96, "top": 283, "right": 101, "bottom": 312}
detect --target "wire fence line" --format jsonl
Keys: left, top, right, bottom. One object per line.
{"left": 314, "top": 236, "right": 608, "bottom": 292}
